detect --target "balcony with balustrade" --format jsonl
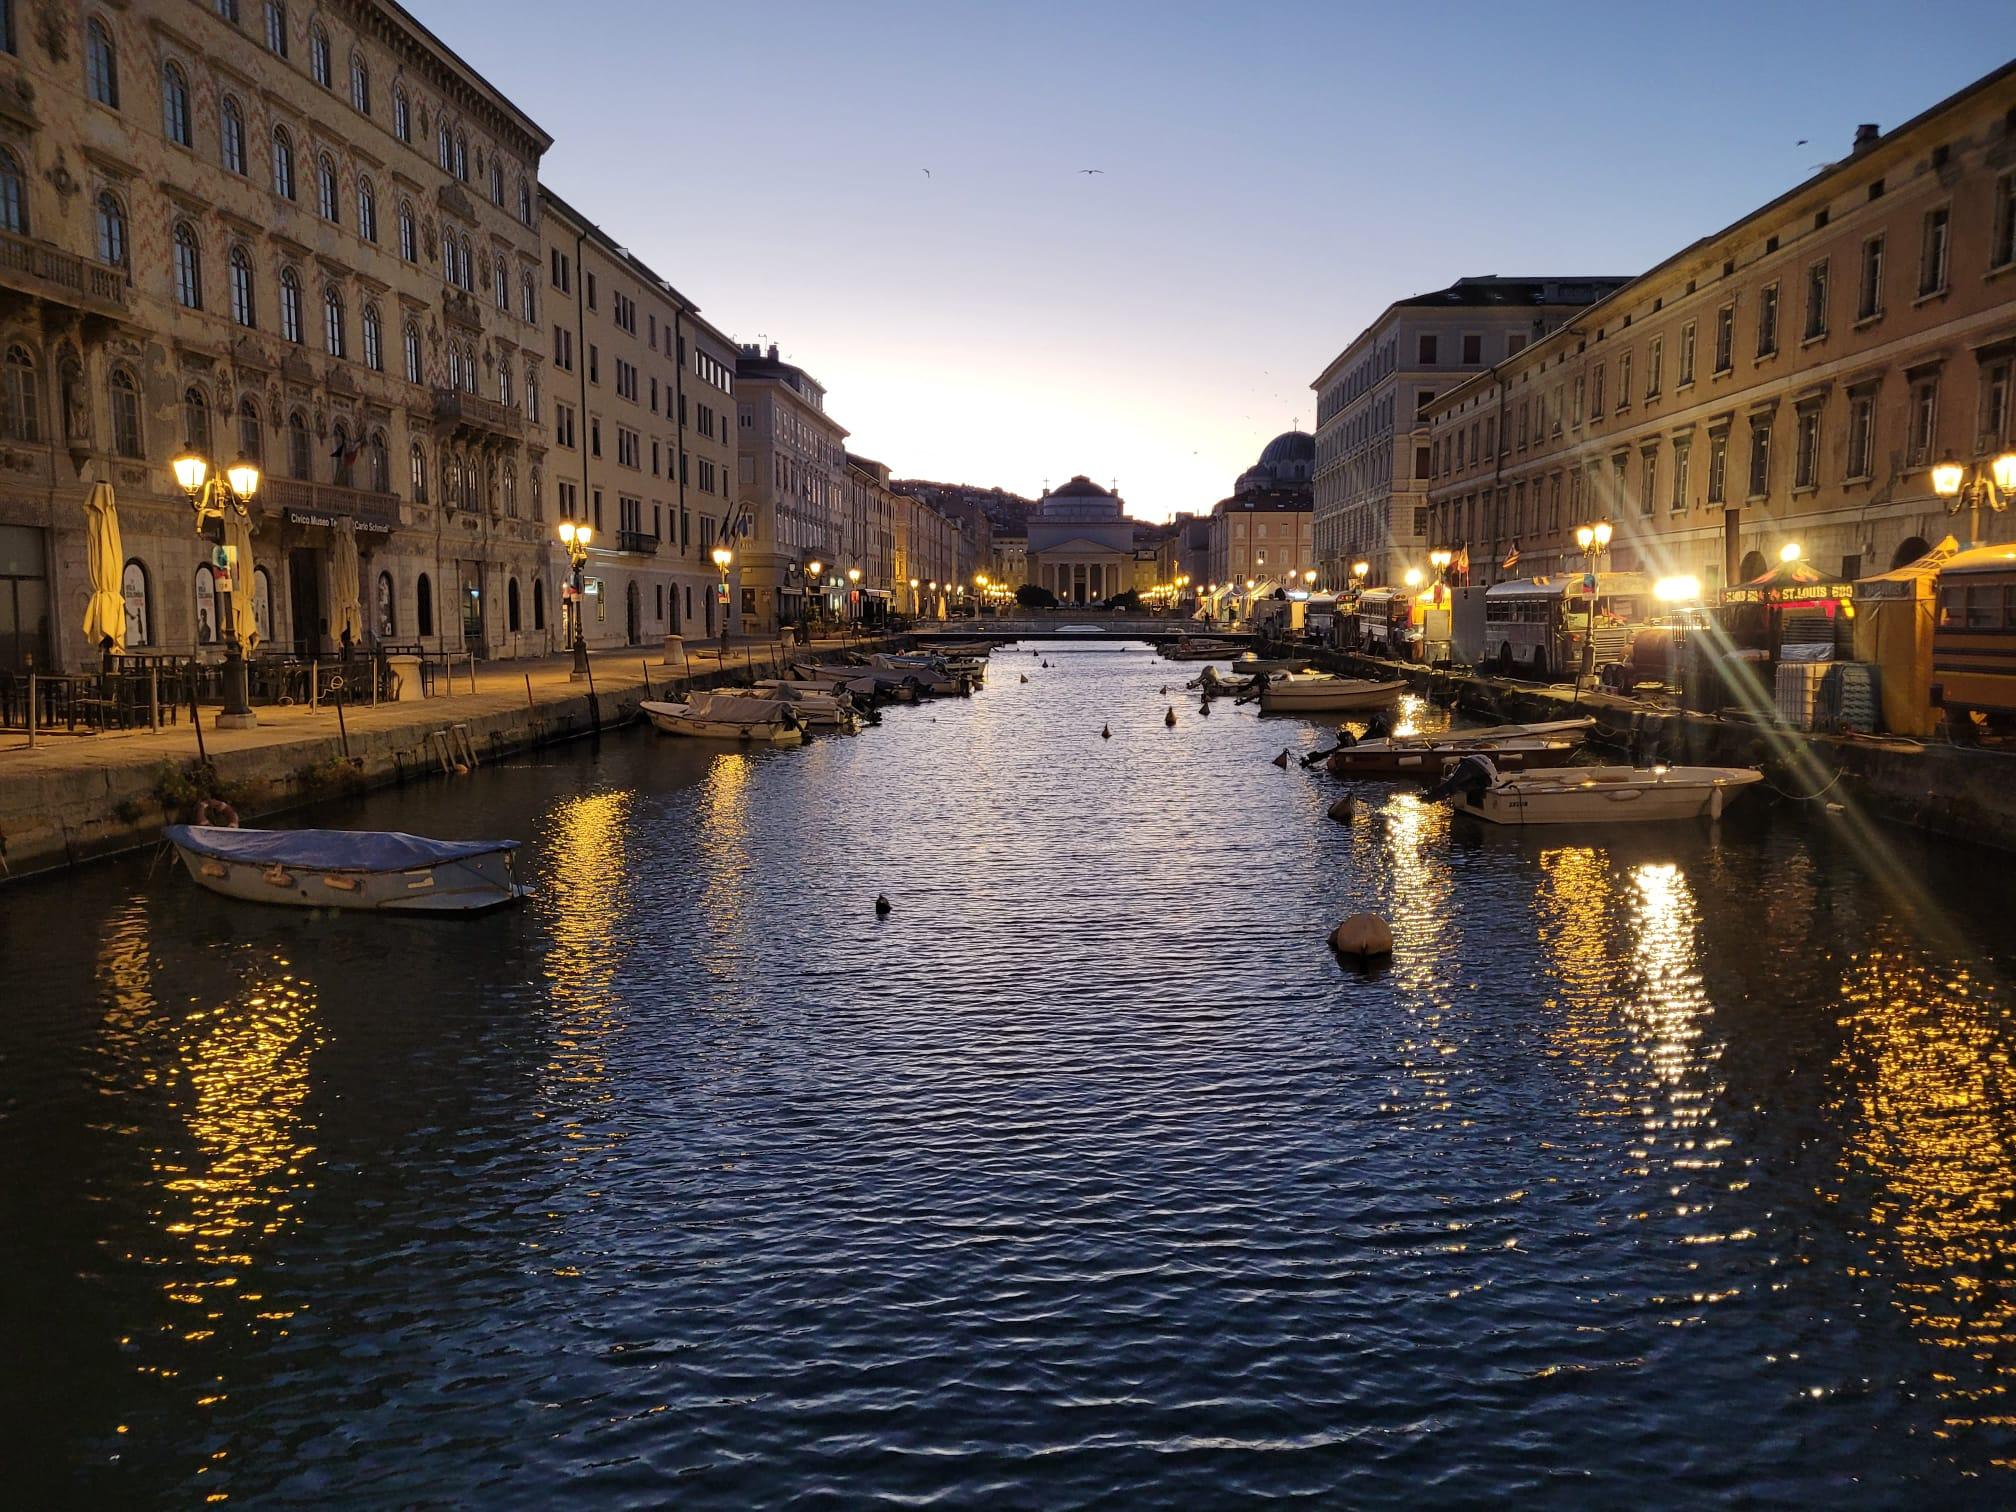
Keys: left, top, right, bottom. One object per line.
{"left": 433, "top": 388, "right": 525, "bottom": 441}
{"left": 262, "top": 477, "right": 403, "bottom": 530}
{"left": 616, "top": 530, "right": 661, "bottom": 555}
{"left": 0, "top": 229, "right": 129, "bottom": 326}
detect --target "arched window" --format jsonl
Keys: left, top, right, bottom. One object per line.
{"left": 237, "top": 396, "right": 261, "bottom": 466}
{"left": 396, "top": 200, "right": 415, "bottom": 262}
{"left": 525, "top": 369, "right": 539, "bottom": 424}
{"left": 121, "top": 558, "right": 151, "bottom": 647}
{"left": 95, "top": 192, "right": 126, "bottom": 268}
{"left": 1, "top": 345, "right": 38, "bottom": 442}
{"left": 263, "top": 1, "right": 287, "bottom": 57}
{"left": 453, "top": 133, "right": 468, "bottom": 181}
{"left": 330, "top": 420, "right": 352, "bottom": 487}
{"left": 520, "top": 269, "right": 535, "bottom": 323}
{"left": 356, "top": 175, "right": 377, "bottom": 242}
{"left": 488, "top": 160, "right": 503, "bottom": 204}
{"left": 459, "top": 236, "right": 475, "bottom": 292}
{"left": 361, "top": 302, "right": 382, "bottom": 370}
{"left": 507, "top": 577, "right": 521, "bottom": 631}
{"left": 392, "top": 86, "right": 409, "bottom": 143}
{"left": 308, "top": 23, "right": 330, "bottom": 86}
{"left": 375, "top": 570, "right": 395, "bottom": 637}
{"left": 316, "top": 153, "right": 338, "bottom": 221}
{"left": 286, "top": 409, "right": 310, "bottom": 479}
{"left": 402, "top": 320, "right": 421, "bottom": 383}
{"left": 436, "top": 120, "right": 451, "bottom": 172}
{"left": 322, "top": 286, "right": 345, "bottom": 357}
{"left": 162, "top": 62, "right": 191, "bottom": 145}
{"left": 182, "top": 385, "right": 210, "bottom": 455}
{"left": 220, "top": 96, "right": 246, "bottom": 175}
{"left": 502, "top": 463, "right": 517, "bottom": 518}
{"left": 253, "top": 565, "right": 272, "bottom": 644}
{"left": 533, "top": 577, "right": 546, "bottom": 631}
{"left": 349, "top": 53, "right": 369, "bottom": 114}
{"left": 0, "top": 148, "right": 22, "bottom": 236}
{"left": 86, "top": 20, "right": 119, "bottom": 109}
{"left": 172, "top": 222, "right": 202, "bottom": 309}
{"left": 416, "top": 572, "right": 433, "bottom": 636}
{"left": 193, "top": 565, "right": 217, "bottom": 645}
{"left": 498, "top": 358, "right": 512, "bottom": 408}
{"left": 517, "top": 176, "right": 532, "bottom": 227}
{"left": 408, "top": 440, "right": 427, "bottom": 502}
{"left": 108, "top": 367, "right": 142, "bottom": 458}
{"left": 493, "top": 256, "right": 508, "bottom": 310}
{"left": 367, "top": 430, "right": 389, "bottom": 492}
{"left": 271, "top": 126, "right": 295, "bottom": 199}
{"left": 228, "top": 246, "right": 254, "bottom": 326}
{"left": 278, "top": 266, "right": 302, "bottom": 342}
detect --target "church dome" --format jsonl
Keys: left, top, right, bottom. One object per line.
{"left": 1049, "top": 475, "right": 1113, "bottom": 499}
{"left": 1258, "top": 431, "right": 1314, "bottom": 467}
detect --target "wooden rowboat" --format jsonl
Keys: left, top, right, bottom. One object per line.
{"left": 165, "top": 825, "right": 526, "bottom": 912}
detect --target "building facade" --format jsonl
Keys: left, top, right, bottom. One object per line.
{"left": 1425, "top": 66, "right": 2016, "bottom": 593}
{"left": 2, "top": 0, "right": 563, "bottom": 674}
{"left": 1026, "top": 476, "right": 1134, "bottom": 604}
{"left": 1310, "top": 276, "right": 1629, "bottom": 588}
{"left": 735, "top": 342, "right": 847, "bottom": 633}
{"left": 540, "top": 189, "right": 738, "bottom": 650}
{"left": 1205, "top": 431, "right": 1316, "bottom": 588}
{"left": 892, "top": 487, "right": 957, "bottom": 617}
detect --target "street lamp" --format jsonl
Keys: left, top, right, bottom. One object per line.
{"left": 1403, "top": 567, "right": 1423, "bottom": 588}
{"left": 804, "top": 559, "right": 824, "bottom": 641}
{"left": 975, "top": 571, "right": 988, "bottom": 620}
{"left": 711, "top": 544, "right": 734, "bottom": 658}
{"left": 557, "top": 519, "right": 594, "bottom": 680}
{"left": 908, "top": 577, "right": 919, "bottom": 620}
{"left": 1572, "top": 518, "right": 1614, "bottom": 693}
{"left": 847, "top": 565, "right": 862, "bottom": 628}
{"left": 1779, "top": 541, "right": 1802, "bottom": 564}
{"left": 1932, "top": 452, "right": 2016, "bottom": 546}
{"left": 172, "top": 443, "right": 262, "bottom": 726}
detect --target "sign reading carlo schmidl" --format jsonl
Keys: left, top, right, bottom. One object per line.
{"left": 283, "top": 507, "right": 392, "bottom": 534}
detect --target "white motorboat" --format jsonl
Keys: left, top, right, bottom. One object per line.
{"left": 1230, "top": 653, "right": 1312, "bottom": 675}
{"left": 1327, "top": 734, "right": 1583, "bottom": 777}
{"left": 1424, "top": 756, "right": 1763, "bottom": 825}
{"left": 1255, "top": 673, "right": 1407, "bottom": 713}
{"left": 642, "top": 692, "right": 805, "bottom": 743}
{"left": 751, "top": 679, "right": 863, "bottom": 730}
{"left": 165, "top": 825, "right": 526, "bottom": 912}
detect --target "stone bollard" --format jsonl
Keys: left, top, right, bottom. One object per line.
{"left": 661, "top": 633, "right": 688, "bottom": 673}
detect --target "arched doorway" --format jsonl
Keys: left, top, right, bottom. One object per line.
{"left": 1890, "top": 536, "right": 1932, "bottom": 570}
{"left": 625, "top": 579, "right": 641, "bottom": 645}
{"left": 1738, "top": 550, "right": 1767, "bottom": 584}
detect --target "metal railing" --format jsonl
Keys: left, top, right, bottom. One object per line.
{"left": 432, "top": 388, "right": 524, "bottom": 436}
{"left": 615, "top": 529, "right": 661, "bottom": 554}
{"left": 263, "top": 477, "right": 402, "bottom": 528}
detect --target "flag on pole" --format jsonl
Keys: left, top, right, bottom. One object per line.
{"left": 1453, "top": 547, "right": 1470, "bottom": 578}
{"left": 1501, "top": 542, "right": 1520, "bottom": 572}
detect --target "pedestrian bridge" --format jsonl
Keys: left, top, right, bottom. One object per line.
{"left": 912, "top": 615, "right": 1251, "bottom": 643}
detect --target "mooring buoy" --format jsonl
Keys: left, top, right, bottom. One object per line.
{"left": 1165, "top": 706, "right": 1177, "bottom": 727}
{"left": 1198, "top": 700, "right": 1210, "bottom": 716}
{"left": 876, "top": 894, "right": 892, "bottom": 916}
{"left": 1101, "top": 724, "right": 1112, "bottom": 739}
{"left": 1271, "top": 749, "right": 1290, "bottom": 768}
{"left": 1327, "top": 797, "right": 1356, "bottom": 824}
{"left": 1330, "top": 913, "right": 1393, "bottom": 959}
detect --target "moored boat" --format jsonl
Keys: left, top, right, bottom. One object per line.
{"left": 750, "top": 680, "right": 864, "bottom": 730}
{"left": 642, "top": 693, "right": 805, "bottom": 743}
{"left": 1230, "top": 653, "right": 1312, "bottom": 675}
{"left": 164, "top": 825, "right": 526, "bottom": 912}
{"left": 1255, "top": 673, "right": 1406, "bottom": 713}
{"left": 1327, "top": 734, "right": 1583, "bottom": 777}
{"left": 1424, "top": 756, "right": 1763, "bottom": 825}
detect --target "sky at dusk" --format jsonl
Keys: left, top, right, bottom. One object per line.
{"left": 418, "top": 0, "right": 2016, "bottom": 522}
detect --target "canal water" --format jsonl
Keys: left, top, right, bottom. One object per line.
{"left": 5, "top": 642, "right": 2016, "bottom": 1505}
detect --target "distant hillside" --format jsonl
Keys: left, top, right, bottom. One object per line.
{"left": 890, "top": 480, "right": 1038, "bottom": 534}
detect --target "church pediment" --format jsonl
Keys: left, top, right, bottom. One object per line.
{"left": 1032, "top": 536, "right": 1130, "bottom": 556}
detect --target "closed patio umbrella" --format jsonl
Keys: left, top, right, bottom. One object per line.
{"left": 221, "top": 504, "right": 260, "bottom": 652}
{"left": 331, "top": 521, "right": 364, "bottom": 647}
{"left": 82, "top": 481, "right": 125, "bottom": 654}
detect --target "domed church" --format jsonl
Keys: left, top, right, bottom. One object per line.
{"left": 1027, "top": 476, "right": 1136, "bottom": 605}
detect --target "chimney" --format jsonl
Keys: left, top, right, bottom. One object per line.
{"left": 1852, "top": 123, "right": 1879, "bottom": 155}
{"left": 767, "top": 343, "right": 780, "bottom": 360}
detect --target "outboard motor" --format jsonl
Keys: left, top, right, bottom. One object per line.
{"left": 1363, "top": 711, "right": 1393, "bottom": 741}
{"left": 1424, "top": 753, "right": 1499, "bottom": 805}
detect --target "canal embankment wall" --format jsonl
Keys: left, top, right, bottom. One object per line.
{"left": 1307, "top": 644, "right": 2016, "bottom": 853}
{"left": 0, "top": 638, "right": 908, "bottom": 883}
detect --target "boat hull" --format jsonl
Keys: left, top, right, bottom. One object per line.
{"left": 1258, "top": 679, "right": 1407, "bottom": 713}
{"left": 645, "top": 706, "right": 805, "bottom": 742}
{"left": 171, "top": 843, "right": 525, "bottom": 912}
{"left": 1328, "top": 738, "right": 1580, "bottom": 776}
{"left": 1456, "top": 767, "right": 1763, "bottom": 825}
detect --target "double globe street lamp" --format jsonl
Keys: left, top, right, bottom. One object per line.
{"left": 712, "top": 544, "right": 735, "bottom": 657}
{"left": 171, "top": 445, "right": 263, "bottom": 727}
{"left": 1932, "top": 451, "right": 2016, "bottom": 546}
{"left": 556, "top": 519, "right": 594, "bottom": 680}
{"left": 1573, "top": 518, "right": 1615, "bottom": 692}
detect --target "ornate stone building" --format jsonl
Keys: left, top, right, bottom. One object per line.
{"left": 735, "top": 341, "right": 849, "bottom": 633}
{"left": 1026, "top": 476, "right": 1133, "bottom": 604}
{"left": 1207, "top": 430, "right": 1316, "bottom": 589}
{"left": 1, "top": 0, "right": 552, "bottom": 673}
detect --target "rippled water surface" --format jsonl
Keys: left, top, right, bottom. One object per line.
{"left": 7, "top": 642, "right": 2016, "bottom": 1506}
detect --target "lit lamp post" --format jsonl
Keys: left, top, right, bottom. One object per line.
{"left": 1573, "top": 518, "right": 1614, "bottom": 693}
{"left": 555, "top": 519, "right": 594, "bottom": 680}
{"left": 975, "top": 572, "right": 989, "bottom": 620}
{"left": 711, "top": 544, "right": 734, "bottom": 658}
{"left": 1429, "top": 548, "right": 1452, "bottom": 592}
{"left": 171, "top": 445, "right": 262, "bottom": 726}
{"left": 908, "top": 578, "right": 920, "bottom": 621}
{"left": 847, "top": 565, "right": 862, "bottom": 627}
{"left": 1932, "top": 452, "right": 2016, "bottom": 546}
{"left": 804, "top": 559, "right": 823, "bottom": 641}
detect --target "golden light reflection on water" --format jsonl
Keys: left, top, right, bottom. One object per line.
{"left": 540, "top": 789, "right": 633, "bottom": 1106}
{"left": 1833, "top": 945, "right": 2016, "bottom": 1444}
{"left": 695, "top": 754, "right": 755, "bottom": 982}
{"left": 1379, "top": 793, "right": 1460, "bottom": 1114}
{"left": 94, "top": 901, "right": 324, "bottom": 1431}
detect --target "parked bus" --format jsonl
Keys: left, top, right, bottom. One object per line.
{"left": 1933, "top": 553, "right": 2016, "bottom": 730}
{"left": 1355, "top": 587, "right": 1416, "bottom": 660}
{"left": 1481, "top": 573, "right": 1653, "bottom": 679}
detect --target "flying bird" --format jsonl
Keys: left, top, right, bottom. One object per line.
{"left": 1796, "top": 138, "right": 1808, "bottom": 146}
{"left": 1079, "top": 168, "right": 1104, "bottom": 175}
{"left": 922, "top": 168, "right": 931, "bottom": 178}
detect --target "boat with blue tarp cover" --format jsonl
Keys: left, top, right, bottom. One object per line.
{"left": 163, "top": 825, "right": 527, "bottom": 912}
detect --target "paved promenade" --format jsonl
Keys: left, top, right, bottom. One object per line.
{"left": 0, "top": 633, "right": 890, "bottom": 878}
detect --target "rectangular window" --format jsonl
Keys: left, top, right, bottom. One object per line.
{"left": 1548, "top": 472, "right": 1562, "bottom": 533}
{"left": 1672, "top": 441, "right": 1691, "bottom": 512}
{"left": 1858, "top": 236, "right": 1884, "bottom": 320}
{"left": 1920, "top": 207, "right": 1950, "bottom": 296}
{"left": 1707, "top": 432, "right": 1728, "bottom": 505}
{"left": 1995, "top": 172, "right": 2016, "bottom": 270}
{"left": 1413, "top": 445, "right": 1430, "bottom": 480}
{"left": 1461, "top": 333, "right": 1482, "bottom": 364}
{"left": 1640, "top": 450, "right": 1658, "bottom": 516}
{"left": 1804, "top": 259, "right": 1828, "bottom": 340}
{"left": 1616, "top": 353, "right": 1632, "bottom": 411}
{"left": 1590, "top": 364, "right": 1605, "bottom": 419}
{"left": 1678, "top": 321, "right": 1696, "bottom": 386}
{"left": 1909, "top": 378, "right": 1938, "bottom": 465}
{"left": 1847, "top": 393, "right": 1875, "bottom": 479}
{"left": 1756, "top": 282, "right": 1779, "bottom": 358}
{"left": 1984, "top": 362, "right": 2012, "bottom": 448}
{"left": 1417, "top": 333, "right": 1438, "bottom": 365}
{"left": 590, "top": 416, "right": 601, "bottom": 458}
{"left": 1414, "top": 388, "right": 1435, "bottom": 419}
{"left": 1646, "top": 336, "right": 1663, "bottom": 398}
{"left": 1572, "top": 376, "right": 1585, "bottom": 426}
{"left": 587, "top": 344, "right": 599, "bottom": 384}
{"left": 585, "top": 271, "right": 597, "bottom": 311}
{"left": 1795, "top": 408, "right": 1821, "bottom": 489}
{"left": 1748, "top": 421, "right": 1771, "bottom": 499}
{"left": 1714, "top": 304, "right": 1734, "bottom": 373}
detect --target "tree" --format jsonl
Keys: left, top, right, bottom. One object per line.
{"left": 1015, "top": 583, "right": 1058, "bottom": 609}
{"left": 1104, "top": 588, "right": 1141, "bottom": 611}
